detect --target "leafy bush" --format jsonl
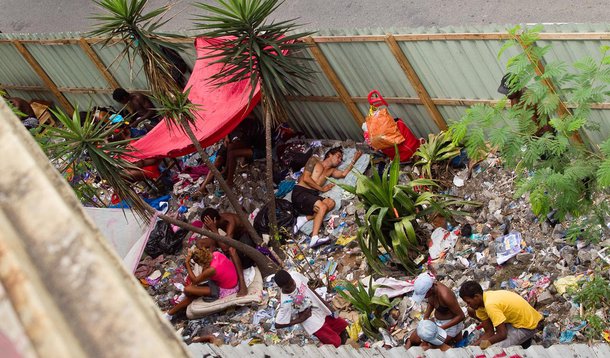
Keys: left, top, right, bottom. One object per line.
{"left": 335, "top": 148, "right": 472, "bottom": 274}
{"left": 450, "top": 25, "right": 610, "bottom": 242}
{"left": 336, "top": 278, "right": 400, "bottom": 340}
{"left": 570, "top": 274, "right": 610, "bottom": 339}
{"left": 413, "top": 130, "right": 461, "bottom": 179}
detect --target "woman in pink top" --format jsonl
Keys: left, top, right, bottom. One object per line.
{"left": 166, "top": 247, "right": 238, "bottom": 317}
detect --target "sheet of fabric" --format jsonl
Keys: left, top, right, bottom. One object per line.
{"left": 84, "top": 207, "right": 156, "bottom": 273}
{"left": 127, "top": 37, "right": 260, "bottom": 161}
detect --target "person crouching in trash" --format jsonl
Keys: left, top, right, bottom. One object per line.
{"left": 405, "top": 272, "right": 465, "bottom": 349}
{"left": 273, "top": 270, "right": 349, "bottom": 347}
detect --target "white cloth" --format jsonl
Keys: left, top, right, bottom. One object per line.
{"left": 275, "top": 271, "right": 331, "bottom": 335}
{"left": 435, "top": 318, "right": 464, "bottom": 338}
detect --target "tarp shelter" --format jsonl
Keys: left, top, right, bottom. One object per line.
{"left": 84, "top": 207, "right": 155, "bottom": 273}
{"left": 127, "top": 37, "right": 261, "bottom": 161}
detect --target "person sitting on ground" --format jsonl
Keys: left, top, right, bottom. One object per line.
{"left": 459, "top": 280, "right": 543, "bottom": 349}
{"left": 292, "top": 147, "right": 362, "bottom": 248}
{"left": 405, "top": 272, "right": 465, "bottom": 349}
{"left": 196, "top": 136, "right": 230, "bottom": 196}
{"left": 191, "top": 208, "right": 256, "bottom": 297}
{"left": 165, "top": 246, "right": 238, "bottom": 319}
{"left": 274, "top": 270, "right": 349, "bottom": 348}
{"left": 414, "top": 319, "right": 452, "bottom": 351}
{"left": 8, "top": 97, "right": 38, "bottom": 129}
{"left": 112, "top": 88, "right": 160, "bottom": 132}
{"left": 223, "top": 115, "right": 266, "bottom": 188}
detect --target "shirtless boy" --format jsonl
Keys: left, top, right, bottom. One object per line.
{"left": 292, "top": 147, "right": 362, "bottom": 247}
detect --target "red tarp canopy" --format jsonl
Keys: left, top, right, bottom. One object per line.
{"left": 127, "top": 37, "right": 260, "bottom": 161}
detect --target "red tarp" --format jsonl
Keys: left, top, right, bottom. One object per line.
{"left": 127, "top": 37, "right": 260, "bottom": 161}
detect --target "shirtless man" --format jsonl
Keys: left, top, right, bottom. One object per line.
{"left": 292, "top": 147, "right": 362, "bottom": 248}
{"left": 405, "top": 272, "right": 465, "bottom": 349}
{"left": 112, "top": 88, "right": 160, "bottom": 130}
{"left": 8, "top": 97, "right": 38, "bottom": 129}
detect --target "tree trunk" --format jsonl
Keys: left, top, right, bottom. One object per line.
{"left": 263, "top": 107, "right": 278, "bottom": 238}
{"left": 181, "top": 121, "right": 265, "bottom": 246}
{"left": 155, "top": 211, "right": 278, "bottom": 277}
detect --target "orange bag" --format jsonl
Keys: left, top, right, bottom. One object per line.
{"left": 366, "top": 107, "right": 405, "bottom": 150}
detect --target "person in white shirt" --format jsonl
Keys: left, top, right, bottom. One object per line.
{"left": 274, "top": 270, "right": 348, "bottom": 347}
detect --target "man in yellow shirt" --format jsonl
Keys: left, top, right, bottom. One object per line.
{"left": 459, "top": 281, "right": 543, "bottom": 349}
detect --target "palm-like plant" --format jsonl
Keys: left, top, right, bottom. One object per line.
{"left": 413, "top": 130, "right": 462, "bottom": 179}
{"left": 154, "top": 89, "right": 268, "bottom": 248}
{"left": 335, "top": 148, "right": 472, "bottom": 274}
{"left": 193, "top": 0, "right": 314, "bottom": 238}
{"left": 90, "top": 0, "right": 185, "bottom": 94}
{"left": 39, "top": 107, "right": 152, "bottom": 219}
{"left": 336, "top": 278, "right": 400, "bottom": 340}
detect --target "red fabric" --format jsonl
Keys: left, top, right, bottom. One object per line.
{"left": 313, "top": 315, "right": 349, "bottom": 347}
{"left": 126, "top": 37, "right": 260, "bottom": 161}
{"left": 380, "top": 120, "right": 420, "bottom": 162}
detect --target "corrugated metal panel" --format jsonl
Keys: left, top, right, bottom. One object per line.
{"left": 1, "top": 25, "right": 610, "bottom": 143}
{"left": 5, "top": 90, "right": 58, "bottom": 105}
{"left": 63, "top": 93, "right": 117, "bottom": 112}
{"left": 189, "top": 343, "right": 610, "bottom": 358}
{"left": 0, "top": 43, "right": 42, "bottom": 86}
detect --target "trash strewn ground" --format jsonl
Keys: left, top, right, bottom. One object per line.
{"left": 135, "top": 141, "right": 609, "bottom": 347}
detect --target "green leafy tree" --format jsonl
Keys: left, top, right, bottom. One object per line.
{"left": 193, "top": 0, "right": 314, "bottom": 238}
{"left": 451, "top": 25, "right": 610, "bottom": 242}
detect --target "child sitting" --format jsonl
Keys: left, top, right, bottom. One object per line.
{"left": 165, "top": 247, "right": 238, "bottom": 320}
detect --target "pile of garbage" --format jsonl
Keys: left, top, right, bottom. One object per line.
{"left": 135, "top": 143, "right": 609, "bottom": 347}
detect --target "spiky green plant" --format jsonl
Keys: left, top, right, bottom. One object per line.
{"left": 90, "top": 0, "right": 186, "bottom": 94}
{"left": 336, "top": 277, "right": 401, "bottom": 340}
{"left": 193, "top": 0, "right": 314, "bottom": 237}
{"left": 413, "top": 130, "right": 461, "bottom": 179}
{"left": 335, "top": 148, "right": 473, "bottom": 274}
{"left": 38, "top": 107, "right": 151, "bottom": 219}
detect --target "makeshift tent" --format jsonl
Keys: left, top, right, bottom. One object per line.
{"left": 127, "top": 37, "right": 261, "bottom": 161}
{"left": 84, "top": 207, "right": 156, "bottom": 273}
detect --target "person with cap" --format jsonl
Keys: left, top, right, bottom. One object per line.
{"left": 405, "top": 272, "right": 465, "bottom": 349}
{"left": 416, "top": 319, "right": 451, "bottom": 351}
{"left": 459, "top": 280, "right": 543, "bottom": 349}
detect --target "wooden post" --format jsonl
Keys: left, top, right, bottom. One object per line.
{"left": 385, "top": 34, "right": 447, "bottom": 130}
{"left": 304, "top": 37, "right": 364, "bottom": 126}
{"left": 12, "top": 40, "right": 74, "bottom": 114}
{"left": 78, "top": 38, "right": 120, "bottom": 89}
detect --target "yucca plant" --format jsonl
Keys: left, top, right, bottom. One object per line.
{"left": 90, "top": 0, "right": 186, "bottom": 94}
{"left": 336, "top": 277, "right": 400, "bottom": 340}
{"left": 413, "top": 130, "right": 461, "bottom": 179}
{"left": 154, "top": 89, "right": 271, "bottom": 247}
{"left": 38, "top": 107, "right": 151, "bottom": 219}
{"left": 193, "top": 0, "right": 314, "bottom": 238}
{"left": 335, "top": 148, "right": 472, "bottom": 274}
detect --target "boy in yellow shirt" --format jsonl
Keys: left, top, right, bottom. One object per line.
{"left": 459, "top": 281, "right": 543, "bottom": 349}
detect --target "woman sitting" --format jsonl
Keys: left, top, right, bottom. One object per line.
{"left": 165, "top": 246, "right": 238, "bottom": 320}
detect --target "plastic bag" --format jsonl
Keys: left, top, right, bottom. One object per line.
{"left": 145, "top": 220, "right": 187, "bottom": 258}
{"left": 366, "top": 108, "right": 405, "bottom": 150}
{"left": 254, "top": 199, "right": 297, "bottom": 238}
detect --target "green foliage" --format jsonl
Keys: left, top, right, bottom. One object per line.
{"left": 193, "top": 0, "right": 314, "bottom": 120}
{"left": 154, "top": 87, "right": 200, "bottom": 131}
{"left": 335, "top": 148, "right": 473, "bottom": 274}
{"left": 89, "top": 0, "right": 186, "bottom": 94}
{"left": 569, "top": 274, "right": 610, "bottom": 339}
{"left": 450, "top": 25, "right": 610, "bottom": 242}
{"left": 36, "top": 107, "right": 151, "bottom": 220}
{"left": 336, "top": 277, "right": 400, "bottom": 340}
{"left": 413, "top": 130, "right": 461, "bottom": 179}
